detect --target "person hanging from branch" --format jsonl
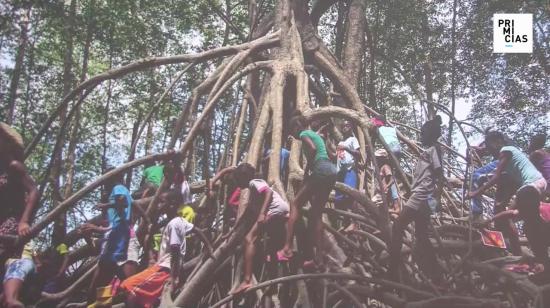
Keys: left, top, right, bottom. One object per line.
{"left": 277, "top": 113, "right": 337, "bottom": 269}
{"left": 228, "top": 163, "right": 289, "bottom": 295}
{"left": 0, "top": 123, "right": 38, "bottom": 267}
{"left": 468, "top": 131, "right": 547, "bottom": 271}
{"left": 388, "top": 115, "right": 446, "bottom": 283}
{"left": 119, "top": 202, "right": 212, "bottom": 307}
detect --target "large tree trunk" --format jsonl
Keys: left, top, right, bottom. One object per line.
{"left": 447, "top": 0, "right": 458, "bottom": 148}
{"left": 51, "top": 0, "right": 76, "bottom": 246}
{"left": 5, "top": 4, "right": 31, "bottom": 124}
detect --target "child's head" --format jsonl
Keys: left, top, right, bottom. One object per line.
{"left": 289, "top": 114, "right": 308, "bottom": 138}
{"left": 528, "top": 133, "right": 547, "bottom": 154}
{"left": 233, "top": 163, "right": 256, "bottom": 188}
{"left": 420, "top": 115, "right": 442, "bottom": 147}
{"left": 374, "top": 149, "right": 389, "bottom": 165}
{"left": 342, "top": 120, "right": 353, "bottom": 136}
{"left": 0, "top": 122, "right": 24, "bottom": 162}
{"left": 484, "top": 131, "right": 511, "bottom": 157}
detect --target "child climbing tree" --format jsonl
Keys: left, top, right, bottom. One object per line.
{"left": 0, "top": 0, "right": 548, "bottom": 307}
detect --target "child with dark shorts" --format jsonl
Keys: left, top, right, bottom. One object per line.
{"left": 278, "top": 114, "right": 337, "bottom": 269}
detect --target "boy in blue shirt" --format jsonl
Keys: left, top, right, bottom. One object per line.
{"left": 86, "top": 169, "right": 133, "bottom": 305}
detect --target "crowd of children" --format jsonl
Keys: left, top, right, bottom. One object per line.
{"left": 0, "top": 111, "right": 548, "bottom": 306}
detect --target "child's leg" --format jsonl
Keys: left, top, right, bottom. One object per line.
{"left": 3, "top": 279, "right": 23, "bottom": 308}
{"left": 413, "top": 206, "right": 442, "bottom": 282}
{"left": 87, "top": 261, "right": 115, "bottom": 303}
{"left": 2, "top": 259, "right": 34, "bottom": 308}
{"left": 308, "top": 185, "right": 333, "bottom": 264}
{"left": 388, "top": 206, "right": 416, "bottom": 281}
{"left": 279, "top": 182, "right": 314, "bottom": 257}
{"left": 232, "top": 222, "right": 260, "bottom": 294}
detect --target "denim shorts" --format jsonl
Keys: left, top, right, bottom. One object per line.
{"left": 4, "top": 258, "right": 35, "bottom": 282}
{"left": 308, "top": 159, "right": 337, "bottom": 188}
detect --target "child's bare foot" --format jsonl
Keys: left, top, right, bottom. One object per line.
{"left": 230, "top": 281, "right": 253, "bottom": 295}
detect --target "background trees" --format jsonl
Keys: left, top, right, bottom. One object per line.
{"left": 0, "top": 0, "right": 547, "bottom": 306}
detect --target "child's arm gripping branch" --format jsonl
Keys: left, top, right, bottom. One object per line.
{"left": 133, "top": 203, "right": 151, "bottom": 225}
{"left": 468, "top": 152, "right": 509, "bottom": 198}
{"left": 208, "top": 166, "right": 237, "bottom": 197}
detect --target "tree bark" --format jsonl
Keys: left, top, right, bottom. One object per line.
{"left": 5, "top": 4, "right": 31, "bottom": 124}
{"left": 51, "top": 0, "right": 76, "bottom": 246}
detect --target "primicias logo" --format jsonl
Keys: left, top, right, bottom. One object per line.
{"left": 493, "top": 14, "right": 533, "bottom": 53}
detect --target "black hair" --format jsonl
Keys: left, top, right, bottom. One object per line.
{"left": 529, "top": 133, "right": 547, "bottom": 153}
{"left": 484, "top": 131, "right": 513, "bottom": 146}
{"left": 289, "top": 113, "right": 308, "bottom": 136}
{"left": 420, "top": 115, "right": 442, "bottom": 147}
{"left": 234, "top": 163, "right": 256, "bottom": 188}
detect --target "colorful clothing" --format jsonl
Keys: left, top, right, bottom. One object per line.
{"left": 156, "top": 217, "right": 194, "bottom": 269}
{"left": 4, "top": 241, "right": 36, "bottom": 283}
{"left": 4, "top": 258, "right": 34, "bottom": 283}
{"left": 143, "top": 165, "right": 164, "bottom": 187}
{"left": 335, "top": 168, "right": 358, "bottom": 202}
{"left": 501, "top": 146, "right": 544, "bottom": 189}
{"left": 299, "top": 130, "right": 329, "bottom": 162}
{"left": 378, "top": 126, "right": 399, "bottom": 147}
{"left": 100, "top": 184, "right": 133, "bottom": 265}
{"left": 336, "top": 136, "right": 360, "bottom": 172}
{"left": 177, "top": 205, "right": 196, "bottom": 224}
{"left": 308, "top": 159, "right": 337, "bottom": 188}
{"left": 248, "top": 179, "right": 289, "bottom": 217}
{"left": 228, "top": 187, "right": 241, "bottom": 208}
{"left": 120, "top": 265, "right": 170, "bottom": 308}
{"left": 471, "top": 160, "right": 498, "bottom": 215}
{"left": 107, "top": 184, "right": 133, "bottom": 227}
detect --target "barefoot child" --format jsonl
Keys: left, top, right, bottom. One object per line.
{"left": 278, "top": 114, "right": 337, "bottom": 268}
{"left": 229, "top": 163, "right": 289, "bottom": 294}
{"left": 119, "top": 205, "right": 212, "bottom": 307}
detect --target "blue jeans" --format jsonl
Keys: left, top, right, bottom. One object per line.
{"left": 335, "top": 168, "right": 358, "bottom": 202}
{"left": 471, "top": 160, "right": 498, "bottom": 215}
